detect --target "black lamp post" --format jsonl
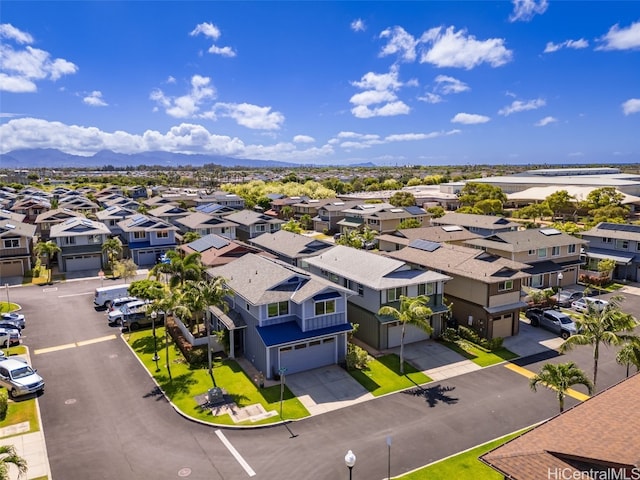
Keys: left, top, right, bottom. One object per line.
{"left": 386, "top": 436, "right": 392, "bottom": 480}
{"left": 344, "top": 450, "right": 356, "bottom": 480}
{"left": 151, "top": 311, "right": 160, "bottom": 372}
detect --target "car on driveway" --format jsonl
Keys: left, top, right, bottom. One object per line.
{"left": 551, "top": 290, "right": 584, "bottom": 308}
{"left": 0, "top": 358, "right": 44, "bottom": 398}
{"left": 0, "top": 312, "right": 25, "bottom": 329}
{"left": 572, "top": 297, "right": 609, "bottom": 313}
{"left": 525, "top": 308, "right": 579, "bottom": 339}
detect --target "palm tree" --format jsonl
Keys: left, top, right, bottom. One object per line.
{"left": 529, "top": 362, "right": 593, "bottom": 413}
{"left": 560, "top": 295, "right": 638, "bottom": 391}
{"left": 182, "top": 231, "right": 201, "bottom": 244}
{"left": 34, "top": 240, "right": 61, "bottom": 283}
{"left": 0, "top": 444, "right": 28, "bottom": 480}
{"left": 163, "top": 250, "right": 204, "bottom": 288}
{"left": 378, "top": 295, "right": 433, "bottom": 374}
{"left": 101, "top": 237, "right": 123, "bottom": 277}
{"left": 616, "top": 338, "right": 640, "bottom": 378}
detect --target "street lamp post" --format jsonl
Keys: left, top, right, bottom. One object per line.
{"left": 557, "top": 272, "right": 564, "bottom": 297}
{"left": 344, "top": 450, "right": 356, "bottom": 480}
{"left": 386, "top": 436, "right": 392, "bottom": 480}
{"left": 4, "top": 284, "right": 9, "bottom": 307}
{"left": 151, "top": 311, "right": 160, "bottom": 372}
{"left": 164, "top": 311, "right": 172, "bottom": 380}
{"left": 279, "top": 367, "right": 287, "bottom": 419}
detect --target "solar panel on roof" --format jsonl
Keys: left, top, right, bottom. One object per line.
{"left": 409, "top": 239, "right": 441, "bottom": 252}
{"left": 128, "top": 214, "right": 148, "bottom": 227}
{"left": 189, "top": 235, "right": 230, "bottom": 252}
{"left": 598, "top": 223, "right": 640, "bottom": 234}
{"left": 405, "top": 206, "right": 425, "bottom": 215}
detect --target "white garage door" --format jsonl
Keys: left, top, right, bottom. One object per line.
{"left": 279, "top": 338, "right": 336, "bottom": 375}
{"left": 136, "top": 250, "right": 158, "bottom": 266}
{"left": 0, "top": 260, "right": 24, "bottom": 277}
{"left": 388, "top": 323, "right": 430, "bottom": 348}
{"left": 493, "top": 317, "right": 513, "bottom": 338}
{"left": 65, "top": 255, "right": 101, "bottom": 272}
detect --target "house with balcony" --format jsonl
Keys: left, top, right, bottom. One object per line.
{"left": 34, "top": 208, "right": 86, "bottom": 241}
{"left": 304, "top": 245, "right": 451, "bottom": 350}
{"left": 386, "top": 240, "right": 530, "bottom": 339}
{"left": 117, "top": 214, "right": 178, "bottom": 266}
{"left": 249, "top": 230, "right": 333, "bottom": 267}
{"left": 464, "top": 228, "right": 587, "bottom": 289}
{"left": 431, "top": 212, "right": 520, "bottom": 237}
{"left": 0, "top": 219, "right": 36, "bottom": 281}
{"left": 206, "top": 253, "right": 354, "bottom": 379}
{"left": 174, "top": 212, "right": 237, "bottom": 240}
{"left": 224, "top": 210, "right": 284, "bottom": 241}
{"left": 312, "top": 200, "right": 360, "bottom": 233}
{"left": 580, "top": 222, "right": 640, "bottom": 282}
{"left": 49, "top": 217, "right": 111, "bottom": 272}
{"left": 377, "top": 225, "right": 481, "bottom": 252}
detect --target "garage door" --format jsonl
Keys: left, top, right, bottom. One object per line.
{"left": 136, "top": 250, "right": 158, "bottom": 266}
{"left": 65, "top": 255, "right": 101, "bottom": 272}
{"left": 492, "top": 317, "right": 513, "bottom": 338}
{"left": 0, "top": 260, "right": 24, "bottom": 278}
{"left": 279, "top": 337, "right": 336, "bottom": 375}
{"left": 388, "top": 323, "right": 430, "bottom": 348}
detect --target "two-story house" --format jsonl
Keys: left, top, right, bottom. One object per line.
{"left": 224, "top": 210, "right": 284, "bottom": 242}
{"left": 336, "top": 203, "right": 393, "bottom": 234}
{"left": 117, "top": 214, "right": 178, "bottom": 266}
{"left": 431, "top": 212, "right": 520, "bottom": 237}
{"left": 312, "top": 200, "right": 360, "bottom": 233}
{"left": 147, "top": 204, "right": 191, "bottom": 228}
{"left": 174, "top": 212, "right": 237, "bottom": 240}
{"left": 580, "top": 222, "right": 640, "bottom": 282}
{"left": 0, "top": 219, "right": 36, "bottom": 281}
{"left": 10, "top": 197, "right": 52, "bottom": 223}
{"left": 387, "top": 240, "right": 530, "bottom": 339}
{"left": 377, "top": 225, "right": 481, "bottom": 252}
{"left": 304, "top": 245, "right": 451, "bottom": 350}
{"left": 34, "top": 208, "right": 86, "bottom": 241}
{"left": 196, "top": 191, "right": 245, "bottom": 210}
{"left": 195, "top": 203, "right": 237, "bottom": 217}
{"left": 359, "top": 206, "right": 430, "bottom": 235}
{"left": 49, "top": 217, "right": 111, "bottom": 272}
{"left": 95, "top": 205, "right": 137, "bottom": 236}
{"left": 179, "top": 234, "right": 261, "bottom": 267}
{"left": 58, "top": 196, "right": 100, "bottom": 215}
{"left": 465, "top": 228, "right": 587, "bottom": 289}
{"left": 249, "top": 230, "right": 333, "bottom": 267}
{"left": 206, "top": 253, "right": 353, "bottom": 379}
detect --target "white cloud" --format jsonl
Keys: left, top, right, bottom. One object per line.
{"left": 350, "top": 89, "right": 397, "bottom": 106}
{"left": 535, "top": 116, "right": 557, "bottom": 126}
{"left": 544, "top": 38, "right": 589, "bottom": 53}
{"left": 215, "top": 102, "right": 284, "bottom": 130}
{"left": 83, "top": 90, "right": 108, "bottom": 107}
{"left": 150, "top": 74, "right": 216, "bottom": 118}
{"left": 166, "top": 76, "right": 176, "bottom": 84}
{"left": 351, "top": 19, "right": 366, "bottom": 32}
{"left": 351, "top": 101, "right": 410, "bottom": 119}
{"left": 350, "top": 67, "right": 413, "bottom": 118}
{"left": 498, "top": 98, "right": 546, "bottom": 116}
{"left": 0, "top": 29, "right": 78, "bottom": 92}
{"left": 597, "top": 21, "right": 640, "bottom": 51}
{"left": 351, "top": 68, "right": 403, "bottom": 91}
{"left": 379, "top": 26, "right": 417, "bottom": 62}
{"left": 451, "top": 113, "right": 490, "bottom": 124}
{"left": 417, "top": 92, "right": 442, "bottom": 104}
{"left": 293, "top": 135, "right": 315, "bottom": 143}
{"left": 190, "top": 21, "right": 237, "bottom": 57}
{"left": 0, "top": 24, "right": 33, "bottom": 44}
{"left": 509, "top": 0, "right": 548, "bottom": 22}
{"left": 622, "top": 98, "right": 640, "bottom": 115}
{"left": 385, "top": 130, "right": 460, "bottom": 142}
{"left": 435, "top": 75, "right": 470, "bottom": 94}
{"left": 419, "top": 26, "right": 512, "bottom": 69}
{"left": 331, "top": 129, "right": 460, "bottom": 149}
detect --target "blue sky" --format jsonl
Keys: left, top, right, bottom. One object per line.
{"left": 1, "top": 1, "right": 639, "bottom": 166}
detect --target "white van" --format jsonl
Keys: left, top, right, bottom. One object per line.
{"left": 94, "top": 284, "right": 131, "bottom": 308}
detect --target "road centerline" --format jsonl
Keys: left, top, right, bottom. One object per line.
{"left": 504, "top": 363, "right": 590, "bottom": 401}
{"left": 34, "top": 334, "right": 117, "bottom": 355}
{"left": 215, "top": 429, "right": 256, "bottom": 477}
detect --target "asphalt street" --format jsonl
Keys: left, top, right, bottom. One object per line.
{"left": 10, "top": 278, "right": 637, "bottom": 479}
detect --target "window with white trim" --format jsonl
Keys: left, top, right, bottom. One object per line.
{"left": 3, "top": 239, "right": 19, "bottom": 248}
{"left": 616, "top": 239, "right": 629, "bottom": 250}
{"left": 315, "top": 299, "right": 336, "bottom": 316}
{"left": 568, "top": 244, "right": 577, "bottom": 254}
{"left": 267, "top": 301, "right": 289, "bottom": 318}
{"left": 387, "top": 287, "right": 405, "bottom": 302}
{"left": 418, "top": 283, "right": 435, "bottom": 296}
{"left": 551, "top": 246, "right": 560, "bottom": 256}
{"left": 63, "top": 236, "right": 76, "bottom": 245}
{"left": 255, "top": 224, "right": 266, "bottom": 233}
{"left": 538, "top": 248, "right": 547, "bottom": 258}
{"left": 133, "top": 231, "right": 146, "bottom": 240}
{"left": 528, "top": 249, "right": 536, "bottom": 256}
{"left": 156, "top": 230, "right": 169, "bottom": 239}
{"left": 498, "top": 280, "right": 513, "bottom": 291}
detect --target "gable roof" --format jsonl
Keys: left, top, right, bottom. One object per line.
{"left": 117, "top": 214, "right": 178, "bottom": 232}
{"left": 175, "top": 212, "right": 237, "bottom": 230}
{"left": 224, "top": 209, "right": 285, "bottom": 227}
{"left": 465, "top": 229, "right": 587, "bottom": 253}
{"left": 34, "top": 207, "right": 85, "bottom": 224}
{"left": 0, "top": 219, "right": 36, "bottom": 239}
{"left": 432, "top": 212, "right": 520, "bottom": 230}
{"left": 249, "top": 230, "right": 333, "bottom": 259}
{"left": 180, "top": 234, "right": 259, "bottom": 267}
{"left": 481, "top": 374, "right": 640, "bottom": 480}
{"left": 581, "top": 222, "right": 640, "bottom": 242}
{"left": 377, "top": 225, "right": 480, "bottom": 247}
{"left": 0, "top": 209, "right": 26, "bottom": 223}
{"left": 49, "top": 217, "right": 110, "bottom": 237}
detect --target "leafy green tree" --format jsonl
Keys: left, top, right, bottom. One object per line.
{"left": 102, "top": 237, "right": 123, "bottom": 277}
{"left": 128, "top": 279, "right": 165, "bottom": 303}
{"left": 589, "top": 204, "right": 629, "bottom": 224}
{"left": 549, "top": 221, "right": 583, "bottom": 236}
{"left": 529, "top": 362, "right": 593, "bottom": 413}
{"left": 597, "top": 258, "right": 616, "bottom": 278}
{"left": 389, "top": 191, "right": 416, "bottom": 207}
{"left": 615, "top": 338, "right": 640, "bottom": 377}
{"left": 182, "top": 231, "right": 202, "bottom": 244}
{"left": 560, "top": 295, "right": 639, "bottom": 391}
{"left": 299, "top": 213, "right": 313, "bottom": 230}
{"left": 113, "top": 258, "right": 139, "bottom": 283}
{"left": 378, "top": 295, "right": 433, "bottom": 374}
{"left": 545, "top": 190, "right": 575, "bottom": 220}
{"left": 34, "top": 240, "right": 61, "bottom": 283}
{"left": 280, "top": 205, "right": 294, "bottom": 220}
{"left": 583, "top": 186, "right": 625, "bottom": 210}
{"left": 281, "top": 219, "right": 302, "bottom": 233}
{"left": 474, "top": 198, "right": 503, "bottom": 215}
{"left": 162, "top": 250, "right": 204, "bottom": 288}
{"left": 518, "top": 203, "right": 553, "bottom": 222}
{"left": 397, "top": 218, "right": 422, "bottom": 229}
{"left": 458, "top": 183, "right": 507, "bottom": 207}
{"left": 426, "top": 206, "right": 445, "bottom": 218}
{"left": 0, "top": 444, "right": 28, "bottom": 480}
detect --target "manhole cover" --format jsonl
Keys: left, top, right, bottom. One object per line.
{"left": 177, "top": 467, "right": 191, "bottom": 477}
{"left": 65, "top": 399, "right": 77, "bottom": 405}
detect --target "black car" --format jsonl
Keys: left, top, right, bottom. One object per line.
{"left": 550, "top": 290, "right": 583, "bottom": 308}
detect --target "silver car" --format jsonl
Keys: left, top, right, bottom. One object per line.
{"left": 0, "top": 358, "right": 45, "bottom": 398}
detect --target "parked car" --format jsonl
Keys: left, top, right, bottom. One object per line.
{"left": 0, "top": 312, "right": 25, "bottom": 329}
{"left": 571, "top": 297, "right": 609, "bottom": 313}
{"left": 121, "top": 311, "right": 164, "bottom": 332}
{"left": 0, "top": 322, "right": 24, "bottom": 333}
{"left": 525, "top": 308, "right": 579, "bottom": 339}
{"left": 0, "top": 358, "right": 45, "bottom": 398}
{"left": 551, "top": 290, "right": 583, "bottom": 308}
{"left": 108, "top": 296, "right": 139, "bottom": 312}
{"left": 0, "top": 327, "right": 21, "bottom": 347}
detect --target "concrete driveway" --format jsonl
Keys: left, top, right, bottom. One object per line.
{"left": 389, "top": 340, "right": 482, "bottom": 380}
{"left": 285, "top": 365, "right": 373, "bottom": 416}
{"left": 503, "top": 318, "right": 565, "bottom": 358}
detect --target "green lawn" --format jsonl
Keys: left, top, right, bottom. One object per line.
{"left": 127, "top": 327, "right": 309, "bottom": 426}
{"left": 348, "top": 354, "right": 432, "bottom": 396}
{"left": 0, "top": 398, "right": 39, "bottom": 438}
{"left": 399, "top": 428, "right": 530, "bottom": 479}
{"left": 440, "top": 341, "right": 518, "bottom": 367}
{"left": 0, "top": 302, "right": 20, "bottom": 314}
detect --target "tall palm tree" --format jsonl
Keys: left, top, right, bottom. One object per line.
{"left": 34, "top": 240, "right": 61, "bottom": 283}
{"left": 616, "top": 338, "right": 640, "bottom": 378}
{"left": 560, "top": 295, "right": 638, "bottom": 391}
{"left": 101, "top": 237, "right": 123, "bottom": 277}
{"left": 378, "top": 295, "right": 433, "bottom": 374}
{"left": 0, "top": 444, "right": 28, "bottom": 480}
{"left": 529, "top": 362, "right": 593, "bottom": 413}
{"left": 164, "top": 250, "right": 204, "bottom": 288}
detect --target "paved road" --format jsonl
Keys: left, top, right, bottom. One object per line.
{"left": 12, "top": 279, "right": 637, "bottom": 479}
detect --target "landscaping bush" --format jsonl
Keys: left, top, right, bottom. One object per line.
{"left": 0, "top": 390, "right": 8, "bottom": 421}
{"left": 457, "top": 325, "right": 504, "bottom": 352}
{"left": 345, "top": 343, "right": 370, "bottom": 371}
{"left": 486, "top": 336, "right": 504, "bottom": 351}
{"left": 441, "top": 327, "right": 460, "bottom": 343}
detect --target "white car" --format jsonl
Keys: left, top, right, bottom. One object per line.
{"left": 0, "top": 358, "right": 45, "bottom": 398}
{"left": 572, "top": 297, "right": 609, "bottom": 313}
{"left": 0, "top": 312, "right": 25, "bottom": 329}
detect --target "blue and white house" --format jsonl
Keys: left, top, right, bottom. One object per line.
{"left": 117, "top": 214, "right": 178, "bottom": 266}
{"left": 206, "top": 253, "right": 354, "bottom": 379}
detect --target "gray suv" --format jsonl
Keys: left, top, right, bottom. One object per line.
{"left": 0, "top": 358, "right": 45, "bottom": 398}
{"left": 525, "top": 308, "right": 579, "bottom": 339}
